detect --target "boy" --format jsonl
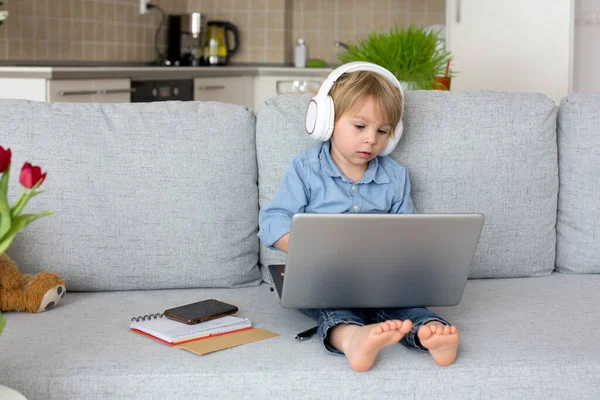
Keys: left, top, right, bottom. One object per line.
{"left": 258, "top": 67, "right": 459, "bottom": 372}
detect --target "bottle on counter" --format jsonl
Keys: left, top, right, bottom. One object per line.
{"left": 294, "top": 38, "right": 307, "bottom": 68}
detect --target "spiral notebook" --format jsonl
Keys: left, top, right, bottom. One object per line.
{"left": 130, "top": 313, "right": 252, "bottom": 346}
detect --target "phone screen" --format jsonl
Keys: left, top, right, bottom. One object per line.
{"left": 164, "top": 299, "right": 238, "bottom": 324}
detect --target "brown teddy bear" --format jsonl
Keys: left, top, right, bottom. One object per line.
{"left": 0, "top": 253, "right": 65, "bottom": 313}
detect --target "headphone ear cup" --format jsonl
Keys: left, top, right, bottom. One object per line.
{"left": 306, "top": 95, "right": 335, "bottom": 142}
{"left": 380, "top": 120, "right": 404, "bottom": 157}
{"left": 323, "top": 96, "right": 335, "bottom": 141}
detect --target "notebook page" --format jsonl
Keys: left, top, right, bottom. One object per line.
{"left": 130, "top": 316, "right": 251, "bottom": 343}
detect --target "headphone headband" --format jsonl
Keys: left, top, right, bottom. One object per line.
{"left": 316, "top": 62, "right": 404, "bottom": 99}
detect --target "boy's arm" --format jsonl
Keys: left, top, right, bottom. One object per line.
{"left": 258, "top": 159, "right": 309, "bottom": 252}
{"left": 273, "top": 233, "right": 290, "bottom": 253}
{"left": 390, "top": 168, "right": 417, "bottom": 214}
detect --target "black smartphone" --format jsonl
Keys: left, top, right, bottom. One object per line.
{"left": 163, "top": 299, "right": 238, "bottom": 325}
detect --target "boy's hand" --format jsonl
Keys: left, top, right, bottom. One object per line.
{"left": 273, "top": 233, "right": 290, "bottom": 253}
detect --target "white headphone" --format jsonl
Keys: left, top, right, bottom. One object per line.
{"left": 305, "top": 61, "right": 405, "bottom": 157}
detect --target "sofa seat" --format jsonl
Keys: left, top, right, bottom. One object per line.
{"left": 3, "top": 273, "right": 600, "bottom": 399}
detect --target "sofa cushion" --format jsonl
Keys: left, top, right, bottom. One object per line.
{"left": 256, "top": 92, "right": 558, "bottom": 280}
{"left": 2, "top": 275, "right": 599, "bottom": 398}
{"left": 1, "top": 100, "right": 261, "bottom": 290}
{"left": 255, "top": 94, "right": 318, "bottom": 281}
{"left": 556, "top": 93, "right": 600, "bottom": 273}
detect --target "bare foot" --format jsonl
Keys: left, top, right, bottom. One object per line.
{"left": 417, "top": 322, "right": 460, "bottom": 366}
{"left": 331, "top": 320, "right": 413, "bottom": 372}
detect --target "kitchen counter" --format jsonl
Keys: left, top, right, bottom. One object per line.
{"left": 0, "top": 65, "right": 332, "bottom": 80}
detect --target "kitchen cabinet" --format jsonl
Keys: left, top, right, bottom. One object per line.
{"left": 194, "top": 77, "right": 255, "bottom": 111}
{"left": 0, "top": 67, "right": 331, "bottom": 107}
{"left": 0, "top": 78, "right": 131, "bottom": 103}
{"left": 445, "top": 0, "right": 573, "bottom": 104}
{"left": 254, "top": 75, "right": 325, "bottom": 111}
{"left": 0, "top": 78, "right": 47, "bottom": 102}
{"left": 192, "top": 74, "right": 328, "bottom": 111}
{"left": 47, "top": 79, "right": 132, "bottom": 103}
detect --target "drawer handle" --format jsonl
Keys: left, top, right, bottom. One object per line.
{"left": 99, "top": 88, "right": 136, "bottom": 94}
{"left": 197, "top": 85, "right": 226, "bottom": 91}
{"left": 58, "top": 90, "right": 98, "bottom": 96}
{"left": 276, "top": 80, "right": 322, "bottom": 95}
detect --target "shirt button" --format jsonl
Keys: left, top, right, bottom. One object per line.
{"left": 352, "top": 185, "right": 357, "bottom": 190}
{"left": 353, "top": 205, "right": 359, "bottom": 211}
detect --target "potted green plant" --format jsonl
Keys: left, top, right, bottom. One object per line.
{"left": 337, "top": 24, "right": 452, "bottom": 90}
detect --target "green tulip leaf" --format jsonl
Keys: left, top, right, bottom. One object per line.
{"left": 10, "top": 190, "right": 26, "bottom": 218}
{"left": 0, "top": 168, "right": 11, "bottom": 239}
{"left": 0, "top": 211, "right": 53, "bottom": 254}
{"left": 10, "top": 188, "right": 44, "bottom": 218}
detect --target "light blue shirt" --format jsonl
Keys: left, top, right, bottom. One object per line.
{"left": 258, "top": 141, "right": 416, "bottom": 249}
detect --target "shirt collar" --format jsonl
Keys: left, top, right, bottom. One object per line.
{"left": 319, "top": 141, "right": 390, "bottom": 184}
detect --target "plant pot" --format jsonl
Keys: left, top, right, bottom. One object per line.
{"left": 433, "top": 76, "right": 451, "bottom": 90}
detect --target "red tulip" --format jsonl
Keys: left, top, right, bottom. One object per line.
{"left": 19, "top": 162, "right": 46, "bottom": 189}
{"left": 0, "top": 146, "right": 11, "bottom": 173}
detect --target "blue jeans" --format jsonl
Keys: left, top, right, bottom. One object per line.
{"left": 300, "top": 308, "right": 450, "bottom": 355}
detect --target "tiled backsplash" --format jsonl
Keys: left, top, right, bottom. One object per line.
{"left": 0, "top": 0, "right": 445, "bottom": 64}
{"left": 0, "top": 0, "right": 187, "bottom": 62}
{"left": 187, "top": 0, "right": 288, "bottom": 64}
{"left": 292, "top": 0, "right": 446, "bottom": 64}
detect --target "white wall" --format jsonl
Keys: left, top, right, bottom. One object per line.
{"left": 445, "top": 0, "right": 573, "bottom": 104}
{"left": 574, "top": 0, "right": 600, "bottom": 92}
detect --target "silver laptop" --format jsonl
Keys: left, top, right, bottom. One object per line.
{"left": 268, "top": 213, "right": 484, "bottom": 309}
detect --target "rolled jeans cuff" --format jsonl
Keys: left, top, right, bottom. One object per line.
{"left": 404, "top": 316, "right": 450, "bottom": 352}
{"left": 320, "top": 316, "right": 365, "bottom": 356}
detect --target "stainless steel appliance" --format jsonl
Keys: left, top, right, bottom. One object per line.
{"left": 166, "top": 12, "right": 205, "bottom": 66}
{"left": 130, "top": 80, "right": 193, "bottom": 102}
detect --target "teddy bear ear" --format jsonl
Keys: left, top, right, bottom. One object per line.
{"left": 0, "top": 254, "right": 20, "bottom": 286}
{"left": 0, "top": 253, "right": 16, "bottom": 265}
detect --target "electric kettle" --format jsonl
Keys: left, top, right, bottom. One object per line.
{"left": 204, "top": 21, "right": 240, "bottom": 65}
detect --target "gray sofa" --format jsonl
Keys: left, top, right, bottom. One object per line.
{"left": 0, "top": 91, "right": 599, "bottom": 399}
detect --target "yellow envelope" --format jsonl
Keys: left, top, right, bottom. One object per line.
{"left": 175, "top": 328, "right": 278, "bottom": 356}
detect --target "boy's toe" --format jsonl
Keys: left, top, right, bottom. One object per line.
{"left": 417, "top": 325, "right": 433, "bottom": 341}
{"left": 398, "top": 319, "right": 412, "bottom": 333}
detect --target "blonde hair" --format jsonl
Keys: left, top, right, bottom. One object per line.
{"left": 329, "top": 70, "right": 404, "bottom": 137}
